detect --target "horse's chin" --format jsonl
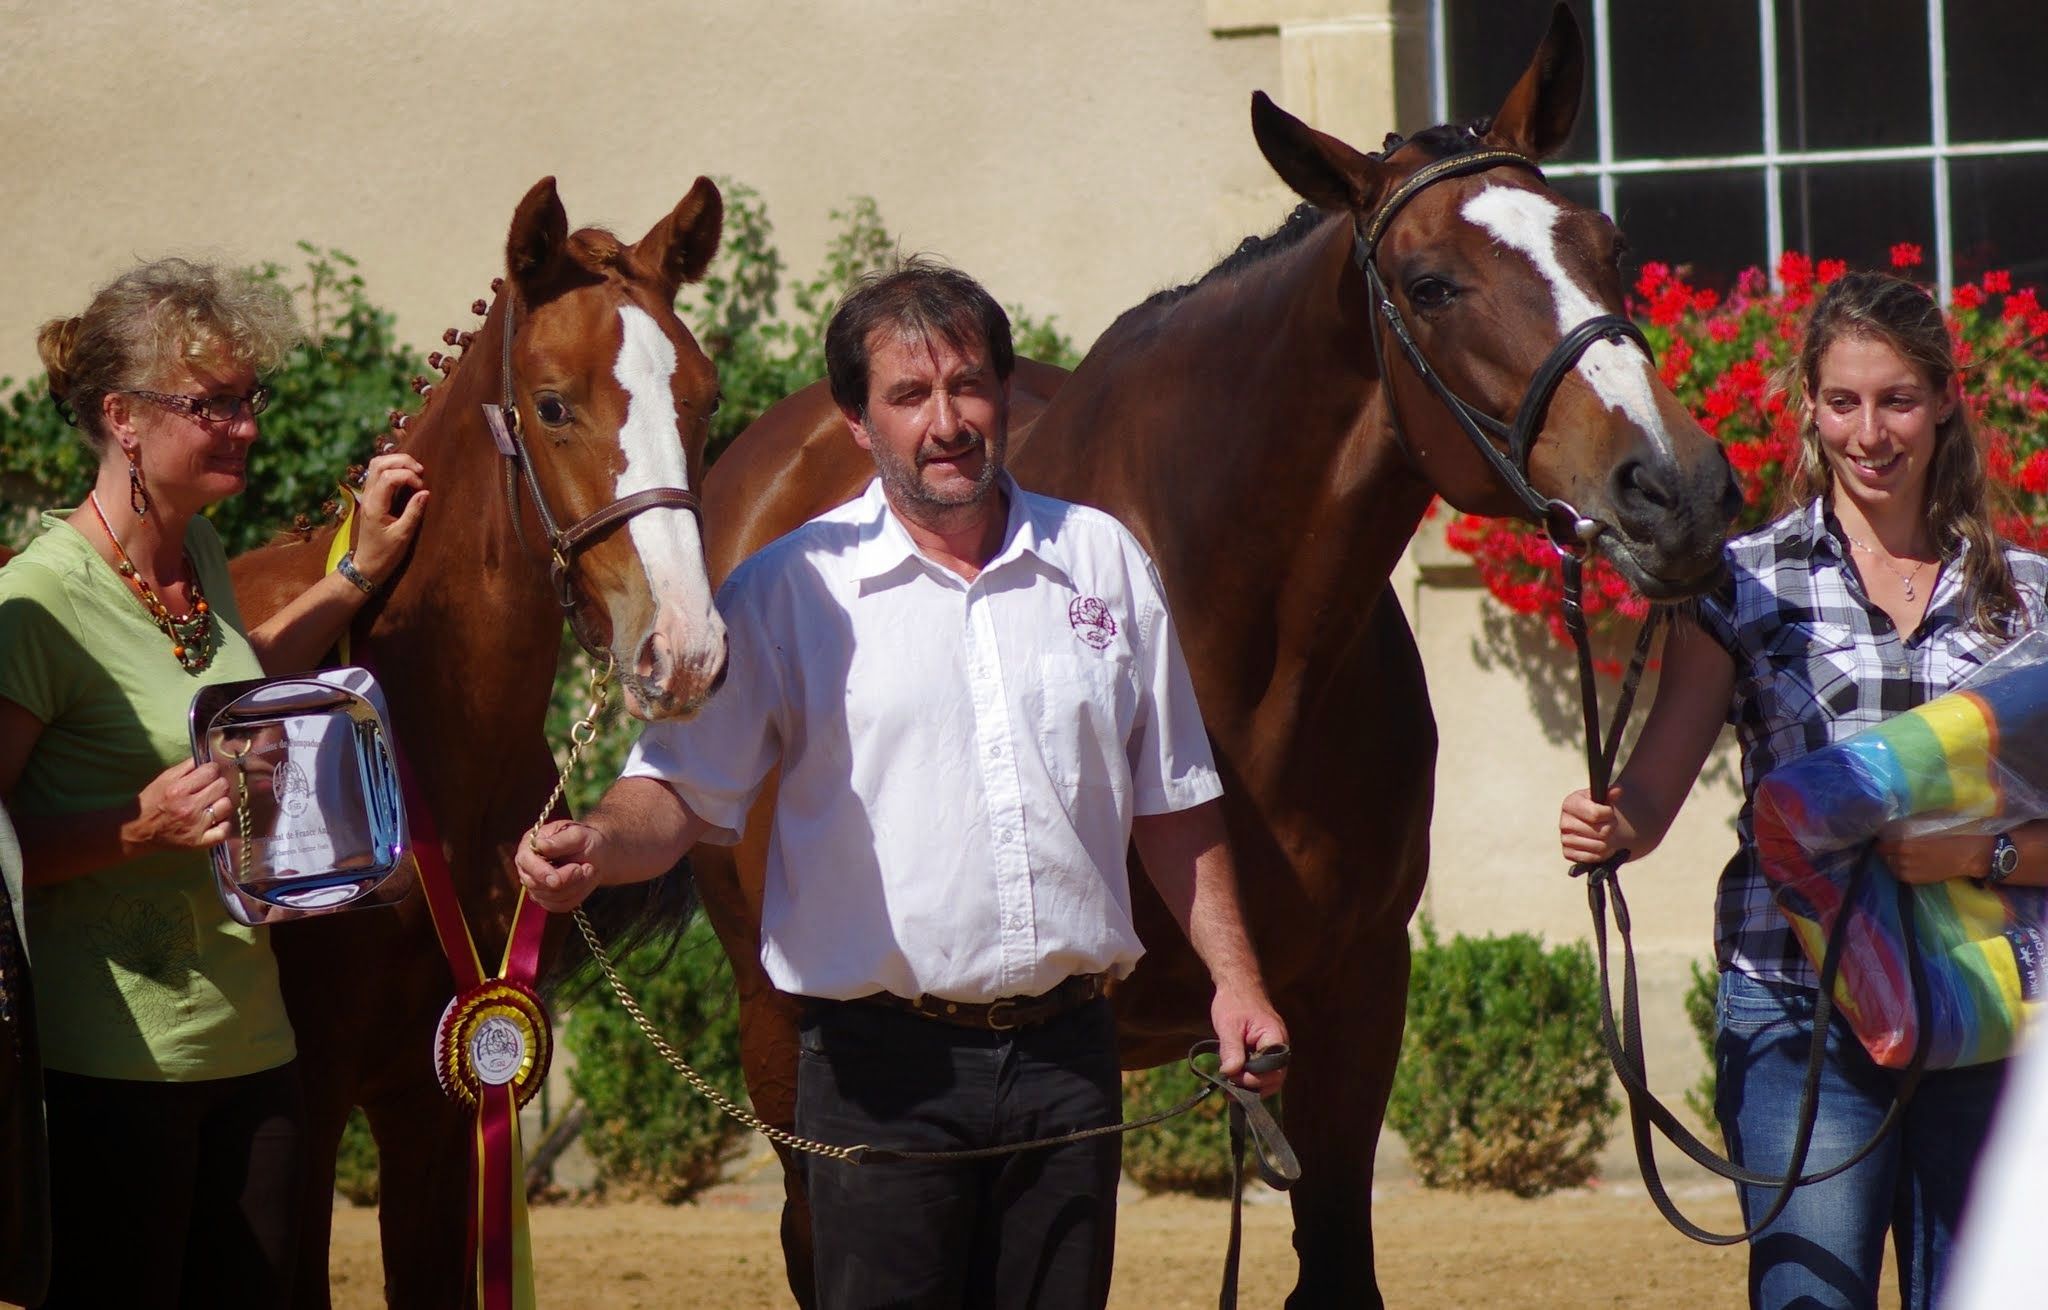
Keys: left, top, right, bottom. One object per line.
{"left": 1600, "top": 533, "right": 1728, "bottom": 603}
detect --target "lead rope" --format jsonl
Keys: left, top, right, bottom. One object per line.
{"left": 542, "top": 669, "right": 1298, "bottom": 1307}
{"left": 1555, "top": 549, "right": 1927, "bottom": 1244}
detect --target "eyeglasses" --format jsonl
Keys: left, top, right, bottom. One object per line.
{"left": 126, "top": 385, "right": 273, "bottom": 424}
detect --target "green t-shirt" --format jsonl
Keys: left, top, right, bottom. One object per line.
{"left": 0, "top": 511, "right": 295, "bottom": 1081}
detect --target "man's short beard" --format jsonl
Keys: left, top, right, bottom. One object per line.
{"left": 868, "top": 424, "right": 1006, "bottom": 519}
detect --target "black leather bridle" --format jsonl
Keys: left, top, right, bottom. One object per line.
{"left": 481, "top": 294, "right": 704, "bottom": 658}
{"left": 1353, "top": 147, "right": 1651, "bottom": 554}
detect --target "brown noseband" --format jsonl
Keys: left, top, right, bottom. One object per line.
{"left": 1354, "top": 148, "right": 1649, "bottom": 553}
{"left": 482, "top": 295, "right": 703, "bottom": 658}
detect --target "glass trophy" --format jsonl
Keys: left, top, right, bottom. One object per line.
{"left": 188, "top": 666, "right": 414, "bottom": 926}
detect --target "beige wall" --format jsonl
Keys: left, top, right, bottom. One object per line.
{"left": 7, "top": 0, "right": 1740, "bottom": 1177}
{"left": 0, "top": 0, "right": 1280, "bottom": 383}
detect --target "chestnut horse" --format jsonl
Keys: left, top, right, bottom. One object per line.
{"left": 231, "top": 176, "right": 727, "bottom": 1307}
{"left": 691, "top": 9, "right": 1738, "bottom": 1306}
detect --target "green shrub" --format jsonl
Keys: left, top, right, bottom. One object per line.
{"left": 1387, "top": 921, "right": 1616, "bottom": 1197}
{"left": 1684, "top": 959, "right": 1720, "bottom": 1137}
{"left": 563, "top": 914, "right": 751, "bottom": 1202}
{"left": 334, "top": 1106, "right": 379, "bottom": 1206}
{"left": 1118, "top": 1056, "right": 1237, "bottom": 1197}
{"left": 0, "top": 244, "right": 420, "bottom": 554}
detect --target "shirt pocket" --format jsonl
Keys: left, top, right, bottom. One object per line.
{"left": 1035, "top": 652, "right": 1138, "bottom": 790}
{"left": 1755, "top": 620, "right": 1861, "bottom": 743}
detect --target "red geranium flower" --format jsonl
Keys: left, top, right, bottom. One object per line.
{"left": 1889, "top": 243, "right": 1924, "bottom": 270}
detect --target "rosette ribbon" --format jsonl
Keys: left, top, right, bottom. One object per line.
{"left": 331, "top": 512, "right": 549, "bottom": 1310}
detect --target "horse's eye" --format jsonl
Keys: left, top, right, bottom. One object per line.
{"left": 707, "top": 392, "right": 723, "bottom": 416}
{"left": 535, "top": 394, "right": 571, "bottom": 428}
{"left": 1610, "top": 233, "right": 1632, "bottom": 265}
{"left": 1408, "top": 277, "right": 1457, "bottom": 310}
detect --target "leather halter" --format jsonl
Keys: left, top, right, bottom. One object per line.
{"left": 482, "top": 293, "right": 704, "bottom": 658}
{"left": 1354, "top": 148, "right": 1651, "bottom": 552}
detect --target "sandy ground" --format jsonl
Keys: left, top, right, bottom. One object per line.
{"left": 325, "top": 1163, "right": 1801, "bottom": 1309}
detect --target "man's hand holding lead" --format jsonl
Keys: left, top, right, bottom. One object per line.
{"left": 516, "top": 819, "right": 606, "bottom": 913}
{"left": 1212, "top": 985, "right": 1289, "bottom": 1097}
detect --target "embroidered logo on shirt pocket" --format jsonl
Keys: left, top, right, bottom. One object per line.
{"left": 1035, "top": 652, "right": 1136, "bottom": 789}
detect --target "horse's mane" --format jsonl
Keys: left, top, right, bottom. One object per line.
{"left": 1131, "top": 118, "right": 1490, "bottom": 316}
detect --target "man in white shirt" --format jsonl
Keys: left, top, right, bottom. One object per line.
{"left": 515, "top": 259, "right": 1285, "bottom": 1309}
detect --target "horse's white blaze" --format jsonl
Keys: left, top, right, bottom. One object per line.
{"left": 1460, "top": 185, "right": 1671, "bottom": 458}
{"left": 613, "top": 304, "right": 725, "bottom": 680}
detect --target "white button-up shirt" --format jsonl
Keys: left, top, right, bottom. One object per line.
{"left": 624, "top": 474, "right": 1223, "bottom": 1003}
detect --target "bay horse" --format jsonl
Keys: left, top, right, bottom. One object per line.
{"left": 231, "top": 175, "right": 727, "bottom": 1307}
{"left": 692, "top": 8, "right": 1739, "bottom": 1306}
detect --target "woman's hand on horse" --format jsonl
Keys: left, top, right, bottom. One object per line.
{"left": 1875, "top": 832, "right": 1996, "bottom": 884}
{"left": 516, "top": 819, "right": 605, "bottom": 913}
{"left": 1560, "top": 785, "right": 1632, "bottom": 864}
{"left": 351, "top": 452, "right": 430, "bottom": 587}
{"left": 127, "top": 759, "right": 232, "bottom": 855}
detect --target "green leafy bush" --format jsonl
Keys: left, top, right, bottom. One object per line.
{"left": 1118, "top": 1056, "right": 1236, "bottom": 1197}
{"left": 1684, "top": 959, "right": 1720, "bottom": 1137}
{"left": 1387, "top": 921, "right": 1616, "bottom": 1196}
{"left": 562, "top": 915, "right": 751, "bottom": 1202}
{"left": 0, "top": 244, "right": 420, "bottom": 554}
{"left": 334, "top": 1106, "right": 380, "bottom": 1206}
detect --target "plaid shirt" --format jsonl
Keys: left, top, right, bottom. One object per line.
{"left": 1692, "top": 500, "right": 2048, "bottom": 987}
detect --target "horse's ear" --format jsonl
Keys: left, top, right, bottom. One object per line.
{"left": 506, "top": 176, "right": 570, "bottom": 288}
{"left": 1251, "top": 91, "right": 1387, "bottom": 213}
{"left": 631, "top": 176, "right": 724, "bottom": 296}
{"left": 1482, "top": 3, "right": 1584, "bottom": 160}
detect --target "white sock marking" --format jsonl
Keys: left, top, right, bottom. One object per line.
{"left": 1460, "top": 185, "right": 1671, "bottom": 458}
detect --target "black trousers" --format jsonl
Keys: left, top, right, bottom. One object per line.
{"left": 38, "top": 1062, "right": 304, "bottom": 1309}
{"left": 797, "top": 996, "right": 1123, "bottom": 1310}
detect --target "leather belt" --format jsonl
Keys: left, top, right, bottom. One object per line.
{"left": 851, "top": 972, "right": 1112, "bottom": 1031}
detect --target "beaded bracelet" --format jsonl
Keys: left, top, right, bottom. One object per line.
{"left": 336, "top": 550, "right": 378, "bottom": 597}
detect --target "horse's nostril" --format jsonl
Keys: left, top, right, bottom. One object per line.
{"left": 637, "top": 632, "right": 671, "bottom": 684}
{"left": 1613, "top": 457, "right": 1678, "bottom": 511}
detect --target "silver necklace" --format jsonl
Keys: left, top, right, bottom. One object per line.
{"left": 1845, "top": 534, "right": 1931, "bottom": 604}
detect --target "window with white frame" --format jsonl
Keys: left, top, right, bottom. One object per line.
{"left": 1432, "top": 0, "right": 2048, "bottom": 296}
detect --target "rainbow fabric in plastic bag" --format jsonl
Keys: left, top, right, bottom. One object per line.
{"left": 1753, "top": 630, "right": 2048, "bottom": 1070}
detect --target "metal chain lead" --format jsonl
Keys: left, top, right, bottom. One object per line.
{"left": 567, "top": 907, "right": 867, "bottom": 1162}
{"left": 531, "top": 651, "right": 867, "bottom": 1162}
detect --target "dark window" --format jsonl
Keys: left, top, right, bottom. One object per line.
{"left": 1614, "top": 170, "right": 1769, "bottom": 293}
{"left": 1950, "top": 155, "right": 2048, "bottom": 288}
{"left": 1445, "top": 0, "right": 1597, "bottom": 162}
{"left": 1778, "top": 161, "right": 1936, "bottom": 269}
{"left": 1611, "top": 4, "right": 1762, "bottom": 158}
{"left": 1945, "top": 1, "right": 2048, "bottom": 144}
{"left": 1774, "top": 0, "right": 1932, "bottom": 151}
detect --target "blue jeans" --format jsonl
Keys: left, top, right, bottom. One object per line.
{"left": 1716, "top": 971, "right": 2007, "bottom": 1310}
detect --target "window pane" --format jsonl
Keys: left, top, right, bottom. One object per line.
{"left": 1610, "top": 4, "right": 1761, "bottom": 158}
{"left": 1778, "top": 161, "right": 1935, "bottom": 272}
{"left": 1946, "top": 1, "right": 2048, "bottom": 143}
{"left": 1775, "top": 0, "right": 1931, "bottom": 151}
{"left": 1614, "top": 170, "right": 1768, "bottom": 294}
{"left": 1950, "top": 154, "right": 2048, "bottom": 289}
{"left": 1445, "top": 0, "right": 1597, "bottom": 163}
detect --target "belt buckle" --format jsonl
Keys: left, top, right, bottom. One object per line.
{"left": 985, "top": 997, "right": 1020, "bottom": 1031}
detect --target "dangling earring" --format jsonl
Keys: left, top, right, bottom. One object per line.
{"left": 127, "top": 451, "right": 151, "bottom": 518}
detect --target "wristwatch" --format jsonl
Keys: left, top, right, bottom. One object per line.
{"left": 1989, "top": 833, "right": 2020, "bottom": 885}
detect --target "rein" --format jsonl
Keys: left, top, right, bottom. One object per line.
{"left": 481, "top": 293, "right": 703, "bottom": 659}
{"left": 1554, "top": 553, "right": 1928, "bottom": 1244}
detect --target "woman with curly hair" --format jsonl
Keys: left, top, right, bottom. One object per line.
{"left": 0, "top": 257, "right": 427, "bottom": 1306}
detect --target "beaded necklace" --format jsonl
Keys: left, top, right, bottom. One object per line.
{"left": 87, "top": 491, "right": 215, "bottom": 672}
